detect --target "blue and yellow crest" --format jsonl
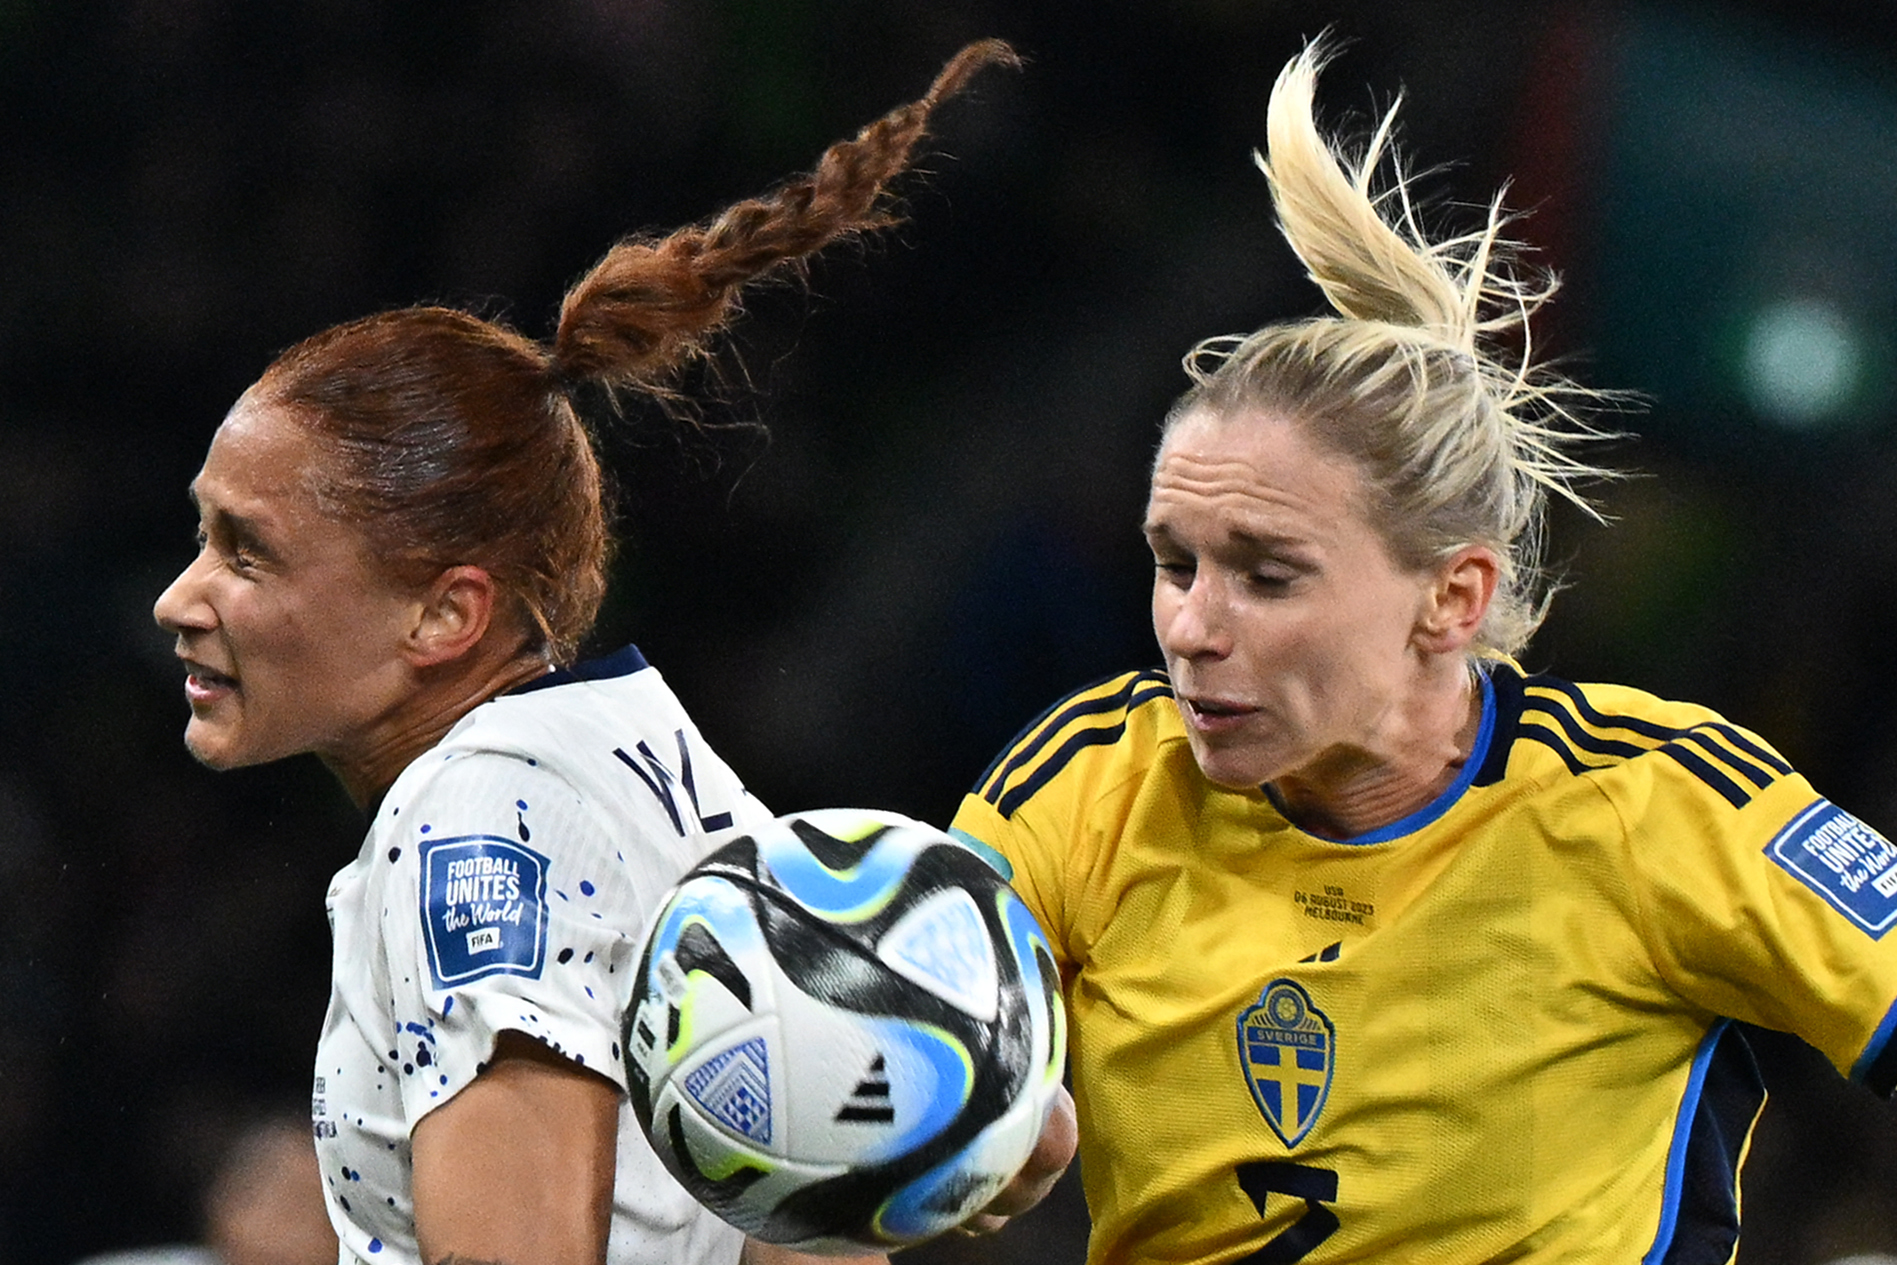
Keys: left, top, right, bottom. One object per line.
{"left": 1237, "top": 979, "right": 1334, "bottom": 1148}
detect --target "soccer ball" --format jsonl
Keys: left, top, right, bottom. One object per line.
{"left": 623, "top": 808, "right": 1066, "bottom": 1253}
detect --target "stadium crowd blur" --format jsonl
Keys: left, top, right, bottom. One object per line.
{"left": 7, "top": 0, "right": 1897, "bottom": 1260}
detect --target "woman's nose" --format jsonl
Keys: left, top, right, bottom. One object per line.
{"left": 153, "top": 552, "right": 216, "bottom": 634}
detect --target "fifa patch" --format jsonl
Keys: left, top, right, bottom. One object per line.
{"left": 420, "top": 835, "right": 551, "bottom": 988}
{"left": 1766, "top": 799, "right": 1897, "bottom": 939}
{"left": 1238, "top": 979, "right": 1334, "bottom": 1148}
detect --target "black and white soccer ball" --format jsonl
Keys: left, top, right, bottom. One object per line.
{"left": 623, "top": 808, "right": 1066, "bottom": 1253}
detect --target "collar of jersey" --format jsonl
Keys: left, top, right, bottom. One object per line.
{"left": 511, "top": 643, "right": 650, "bottom": 694}
{"left": 1263, "top": 669, "right": 1497, "bottom": 846}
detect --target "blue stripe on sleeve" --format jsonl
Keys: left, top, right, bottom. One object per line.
{"left": 1849, "top": 994, "right": 1897, "bottom": 1091}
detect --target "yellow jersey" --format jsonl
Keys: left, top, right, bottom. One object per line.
{"left": 950, "top": 662, "right": 1897, "bottom": 1264}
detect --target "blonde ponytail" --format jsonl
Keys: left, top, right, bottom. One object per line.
{"left": 1259, "top": 44, "right": 1476, "bottom": 339}
{"left": 1168, "top": 37, "right": 1625, "bottom": 657}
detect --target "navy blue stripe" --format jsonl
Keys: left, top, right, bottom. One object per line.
{"left": 1473, "top": 662, "right": 1525, "bottom": 787}
{"left": 1659, "top": 744, "right": 1751, "bottom": 809}
{"left": 513, "top": 644, "right": 650, "bottom": 694}
{"left": 1679, "top": 728, "right": 1771, "bottom": 789}
{"left": 1521, "top": 696, "right": 1651, "bottom": 760}
{"left": 1526, "top": 675, "right": 1682, "bottom": 743}
{"left": 1516, "top": 722, "right": 1593, "bottom": 776}
{"left": 1525, "top": 712, "right": 1755, "bottom": 808}
{"left": 971, "top": 673, "right": 1128, "bottom": 798}
{"left": 995, "top": 717, "right": 1146, "bottom": 819}
{"left": 989, "top": 671, "right": 1172, "bottom": 800}
{"left": 1525, "top": 678, "right": 1781, "bottom": 802}
{"left": 1676, "top": 728, "right": 1775, "bottom": 790}
{"left": 1700, "top": 723, "right": 1791, "bottom": 777}
{"left": 1653, "top": 1023, "right": 1764, "bottom": 1265}
{"left": 980, "top": 670, "right": 1171, "bottom": 806}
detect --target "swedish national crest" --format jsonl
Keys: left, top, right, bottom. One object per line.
{"left": 1238, "top": 979, "right": 1334, "bottom": 1148}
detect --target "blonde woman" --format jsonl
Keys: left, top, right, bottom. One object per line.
{"left": 952, "top": 39, "right": 1897, "bottom": 1264}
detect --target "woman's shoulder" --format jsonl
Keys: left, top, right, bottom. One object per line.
{"left": 1486, "top": 662, "right": 1799, "bottom": 813}
{"left": 968, "top": 667, "right": 1185, "bottom": 823}
{"left": 430, "top": 651, "right": 690, "bottom": 766}
{"left": 1521, "top": 670, "right": 1733, "bottom": 727}
{"left": 1507, "top": 665, "right": 1780, "bottom": 754}
{"left": 388, "top": 653, "right": 753, "bottom": 855}
{"left": 382, "top": 680, "right": 627, "bottom": 810}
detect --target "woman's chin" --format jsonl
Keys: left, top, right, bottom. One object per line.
{"left": 1187, "top": 740, "right": 1279, "bottom": 792}
{"left": 183, "top": 722, "right": 253, "bottom": 772}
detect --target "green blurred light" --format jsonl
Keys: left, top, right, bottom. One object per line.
{"left": 1739, "top": 297, "right": 1863, "bottom": 429}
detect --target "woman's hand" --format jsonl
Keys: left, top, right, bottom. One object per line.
{"left": 741, "top": 1084, "right": 1076, "bottom": 1260}
{"left": 955, "top": 1083, "right": 1079, "bottom": 1237}
{"left": 411, "top": 1030, "right": 620, "bottom": 1265}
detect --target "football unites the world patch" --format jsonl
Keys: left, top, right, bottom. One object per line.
{"left": 420, "top": 835, "right": 552, "bottom": 987}
{"left": 1238, "top": 979, "right": 1335, "bottom": 1148}
{"left": 1766, "top": 798, "right": 1897, "bottom": 938}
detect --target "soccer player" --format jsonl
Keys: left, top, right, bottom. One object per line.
{"left": 152, "top": 40, "right": 1069, "bottom": 1265}
{"left": 950, "top": 38, "right": 1897, "bottom": 1265}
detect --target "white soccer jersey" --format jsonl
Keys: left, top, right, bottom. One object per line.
{"left": 313, "top": 646, "right": 771, "bottom": 1265}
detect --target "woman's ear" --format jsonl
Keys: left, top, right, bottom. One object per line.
{"left": 1413, "top": 546, "right": 1499, "bottom": 656}
{"left": 404, "top": 565, "right": 497, "bottom": 668}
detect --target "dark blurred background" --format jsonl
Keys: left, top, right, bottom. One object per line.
{"left": 7, "top": 0, "right": 1897, "bottom": 1260}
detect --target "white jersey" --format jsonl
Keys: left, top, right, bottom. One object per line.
{"left": 313, "top": 646, "right": 769, "bottom": 1265}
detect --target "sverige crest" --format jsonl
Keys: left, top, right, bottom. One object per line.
{"left": 1238, "top": 979, "right": 1334, "bottom": 1148}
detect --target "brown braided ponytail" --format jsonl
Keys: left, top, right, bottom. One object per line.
{"left": 246, "top": 40, "right": 1017, "bottom": 666}
{"left": 555, "top": 39, "right": 1020, "bottom": 390}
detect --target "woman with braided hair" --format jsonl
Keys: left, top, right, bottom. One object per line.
{"left": 153, "top": 40, "right": 1069, "bottom": 1265}
{"left": 952, "top": 37, "right": 1897, "bottom": 1264}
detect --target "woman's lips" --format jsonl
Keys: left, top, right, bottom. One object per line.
{"left": 182, "top": 660, "right": 238, "bottom": 704}
{"left": 1182, "top": 695, "right": 1256, "bottom": 733}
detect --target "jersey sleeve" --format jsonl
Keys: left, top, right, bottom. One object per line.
{"left": 374, "top": 750, "right": 653, "bottom": 1124}
{"left": 952, "top": 785, "right": 1074, "bottom": 977}
{"left": 950, "top": 670, "right": 1181, "bottom": 982}
{"left": 1615, "top": 745, "right": 1897, "bottom": 1088}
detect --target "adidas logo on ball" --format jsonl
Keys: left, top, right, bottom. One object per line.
{"left": 836, "top": 1056, "right": 896, "bottom": 1124}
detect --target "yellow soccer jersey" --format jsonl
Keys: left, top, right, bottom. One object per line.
{"left": 951, "top": 662, "right": 1897, "bottom": 1265}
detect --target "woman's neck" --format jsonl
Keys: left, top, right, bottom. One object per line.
{"left": 324, "top": 647, "right": 551, "bottom": 810}
{"left": 1271, "top": 667, "right": 1484, "bottom": 840}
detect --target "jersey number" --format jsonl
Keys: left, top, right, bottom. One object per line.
{"left": 1236, "top": 1161, "right": 1339, "bottom": 1264}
